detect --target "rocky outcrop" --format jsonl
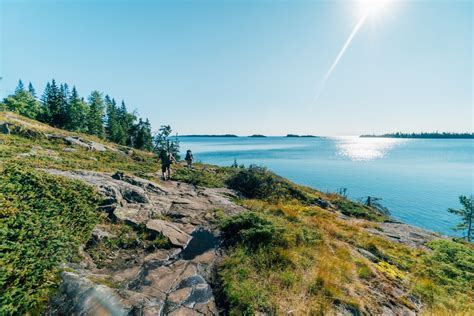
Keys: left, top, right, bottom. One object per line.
{"left": 367, "top": 221, "right": 447, "bottom": 249}
{"left": 44, "top": 169, "right": 246, "bottom": 315}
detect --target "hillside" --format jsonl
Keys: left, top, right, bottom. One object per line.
{"left": 1, "top": 112, "right": 473, "bottom": 315}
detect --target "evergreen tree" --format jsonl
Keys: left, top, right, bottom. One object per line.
{"left": 154, "top": 125, "right": 180, "bottom": 159}
{"left": 87, "top": 91, "right": 105, "bottom": 138}
{"left": 132, "top": 118, "right": 153, "bottom": 150}
{"left": 58, "top": 83, "right": 70, "bottom": 128}
{"left": 118, "top": 100, "right": 136, "bottom": 146}
{"left": 15, "top": 80, "right": 25, "bottom": 94}
{"left": 2, "top": 81, "right": 41, "bottom": 119}
{"left": 66, "top": 86, "right": 89, "bottom": 132}
{"left": 448, "top": 195, "right": 473, "bottom": 242}
{"left": 105, "top": 96, "right": 123, "bottom": 143}
{"left": 41, "top": 79, "right": 63, "bottom": 127}
{"left": 39, "top": 82, "right": 52, "bottom": 122}
{"left": 28, "top": 82, "right": 36, "bottom": 98}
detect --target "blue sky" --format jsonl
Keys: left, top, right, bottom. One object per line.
{"left": 1, "top": 0, "right": 472, "bottom": 135}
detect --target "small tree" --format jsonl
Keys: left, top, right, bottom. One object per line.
{"left": 3, "top": 80, "right": 42, "bottom": 119}
{"left": 153, "top": 125, "right": 180, "bottom": 160}
{"left": 448, "top": 195, "right": 473, "bottom": 242}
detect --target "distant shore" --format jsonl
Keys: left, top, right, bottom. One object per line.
{"left": 180, "top": 134, "right": 320, "bottom": 138}
{"left": 360, "top": 132, "right": 474, "bottom": 139}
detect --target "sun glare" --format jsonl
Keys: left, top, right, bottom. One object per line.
{"left": 358, "top": 0, "right": 396, "bottom": 18}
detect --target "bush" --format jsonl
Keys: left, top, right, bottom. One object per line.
{"left": 220, "top": 212, "right": 283, "bottom": 249}
{"left": 333, "top": 199, "right": 388, "bottom": 221}
{"left": 0, "top": 165, "right": 100, "bottom": 314}
{"left": 226, "top": 165, "right": 310, "bottom": 203}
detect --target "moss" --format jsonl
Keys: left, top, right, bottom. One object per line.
{"left": 0, "top": 164, "right": 100, "bottom": 314}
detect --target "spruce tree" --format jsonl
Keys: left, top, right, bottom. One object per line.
{"left": 15, "top": 80, "right": 25, "bottom": 93}
{"left": 41, "top": 79, "right": 63, "bottom": 127}
{"left": 66, "top": 86, "right": 89, "bottom": 132}
{"left": 87, "top": 91, "right": 105, "bottom": 138}
{"left": 118, "top": 100, "right": 136, "bottom": 146}
{"left": 2, "top": 81, "right": 41, "bottom": 119}
{"left": 105, "top": 95, "right": 122, "bottom": 143}
{"left": 28, "top": 82, "right": 36, "bottom": 98}
{"left": 39, "top": 82, "right": 52, "bottom": 122}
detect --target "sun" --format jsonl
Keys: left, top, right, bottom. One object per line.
{"left": 358, "top": 0, "right": 396, "bottom": 18}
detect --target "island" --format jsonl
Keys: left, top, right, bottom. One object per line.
{"left": 286, "top": 134, "right": 318, "bottom": 138}
{"left": 248, "top": 134, "right": 266, "bottom": 137}
{"left": 360, "top": 132, "right": 474, "bottom": 139}
{"left": 180, "top": 134, "right": 239, "bottom": 137}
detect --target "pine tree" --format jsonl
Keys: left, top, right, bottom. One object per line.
{"left": 39, "top": 82, "right": 52, "bottom": 122}
{"left": 87, "top": 91, "right": 105, "bottom": 138}
{"left": 448, "top": 195, "right": 473, "bottom": 242}
{"left": 58, "top": 83, "right": 70, "bottom": 128}
{"left": 118, "top": 100, "right": 136, "bottom": 146}
{"left": 15, "top": 80, "right": 25, "bottom": 93}
{"left": 2, "top": 80, "right": 41, "bottom": 119}
{"left": 66, "top": 86, "right": 89, "bottom": 132}
{"left": 41, "top": 79, "right": 63, "bottom": 127}
{"left": 132, "top": 118, "right": 153, "bottom": 150}
{"left": 28, "top": 82, "right": 36, "bottom": 98}
{"left": 105, "top": 95, "right": 123, "bottom": 143}
{"left": 154, "top": 125, "right": 180, "bottom": 159}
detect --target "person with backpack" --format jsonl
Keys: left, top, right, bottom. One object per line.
{"left": 159, "top": 149, "right": 177, "bottom": 180}
{"left": 185, "top": 150, "right": 194, "bottom": 168}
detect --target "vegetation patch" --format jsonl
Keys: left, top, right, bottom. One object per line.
{"left": 85, "top": 223, "right": 171, "bottom": 269}
{"left": 0, "top": 164, "right": 100, "bottom": 314}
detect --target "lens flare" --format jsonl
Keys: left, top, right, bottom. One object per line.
{"left": 314, "top": 0, "right": 397, "bottom": 103}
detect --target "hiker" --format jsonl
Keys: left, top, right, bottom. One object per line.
{"left": 160, "top": 150, "right": 177, "bottom": 180}
{"left": 185, "top": 149, "right": 194, "bottom": 168}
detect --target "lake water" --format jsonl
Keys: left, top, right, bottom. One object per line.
{"left": 178, "top": 136, "right": 474, "bottom": 236}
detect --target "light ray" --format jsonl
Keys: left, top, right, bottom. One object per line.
{"left": 315, "top": 14, "right": 367, "bottom": 103}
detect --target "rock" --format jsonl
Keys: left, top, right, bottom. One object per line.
{"left": 0, "top": 121, "right": 10, "bottom": 134}
{"left": 357, "top": 248, "right": 378, "bottom": 262}
{"left": 366, "top": 222, "right": 448, "bottom": 249}
{"left": 64, "top": 136, "right": 92, "bottom": 150}
{"left": 146, "top": 219, "right": 191, "bottom": 247}
{"left": 50, "top": 272, "right": 128, "bottom": 315}
{"left": 314, "top": 198, "right": 331, "bottom": 209}
{"left": 91, "top": 227, "right": 115, "bottom": 240}
{"left": 63, "top": 147, "right": 77, "bottom": 152}
{"left": 168, "top": 287, "right": 192, "bottom": 304}
{"left": 121, "top": 185, "right": 149, "bottom": 204}
{"left": 0, "top": 121, "right": 46, "bottom": 138}
{"left": 114, "top": 206, "right": 152, "bottom": 225}
{"left": 89, "top": 141, "right": 107, "bottom": 152}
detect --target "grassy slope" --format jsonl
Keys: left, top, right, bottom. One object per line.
{"left": 0, "top": 112, "right": 473, "bottom": 315}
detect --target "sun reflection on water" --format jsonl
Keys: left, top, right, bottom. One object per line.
{"left": 332, "top": 136, "right": 407, "bottom": 161}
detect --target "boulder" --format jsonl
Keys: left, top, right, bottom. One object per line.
{"left": 64, "top": 136, "right": 92, "bottom": 150}
{"left": 146, "top": 219, "right": 191, "bottom": 247}
{"left": 50, "top": 272, "right": 128, "bottom": 316}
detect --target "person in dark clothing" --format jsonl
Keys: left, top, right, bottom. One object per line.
{"left": 160, "top": 150, "right": 177, "bottom": 180}
{"left": 185, "top": 150, "right": 194, "bottom": 168}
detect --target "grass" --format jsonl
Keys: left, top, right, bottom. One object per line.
{"left": 1, "top": 112, "right": 472, "bottom": 315}
{"left": 218, "top": 200, "right": 474, "bottom": 315}
{"left": 85, "top": 222, "right": 171, "bottom": 269}
{"left": 0, "top": 164, "right": 100, "bottom": 314}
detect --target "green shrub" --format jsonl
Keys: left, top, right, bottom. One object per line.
{"left": 333, "top": 199, "right": 388, "bottom": 221}
{"left": 0, "top": 165, "right": 100, "bottom": 314}
{"left": 226, "top": 165, "right": 310, "bottom": 203}
{"left": 220, "top": 212, "right": 282, "bottom": 249}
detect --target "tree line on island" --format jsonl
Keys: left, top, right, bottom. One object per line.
{"left": 0, "top": 80, "right": 180, "bottom": 154}
{"left": 361, "top": 132, "right": 474, "bottom": 139}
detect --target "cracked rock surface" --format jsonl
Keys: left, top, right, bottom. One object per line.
{"left": 44, "top": 169, "right": 245, "bottom": 315}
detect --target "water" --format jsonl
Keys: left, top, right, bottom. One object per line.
{"left": 178, "top": 136, "right": 474, "bottom": 236}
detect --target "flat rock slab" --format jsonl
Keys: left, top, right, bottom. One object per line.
{"left": 146, "top": 219, "right": 191, "bottom": 247}
{"left": 368, "top": 222, "right": 447, "bottom": 248}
